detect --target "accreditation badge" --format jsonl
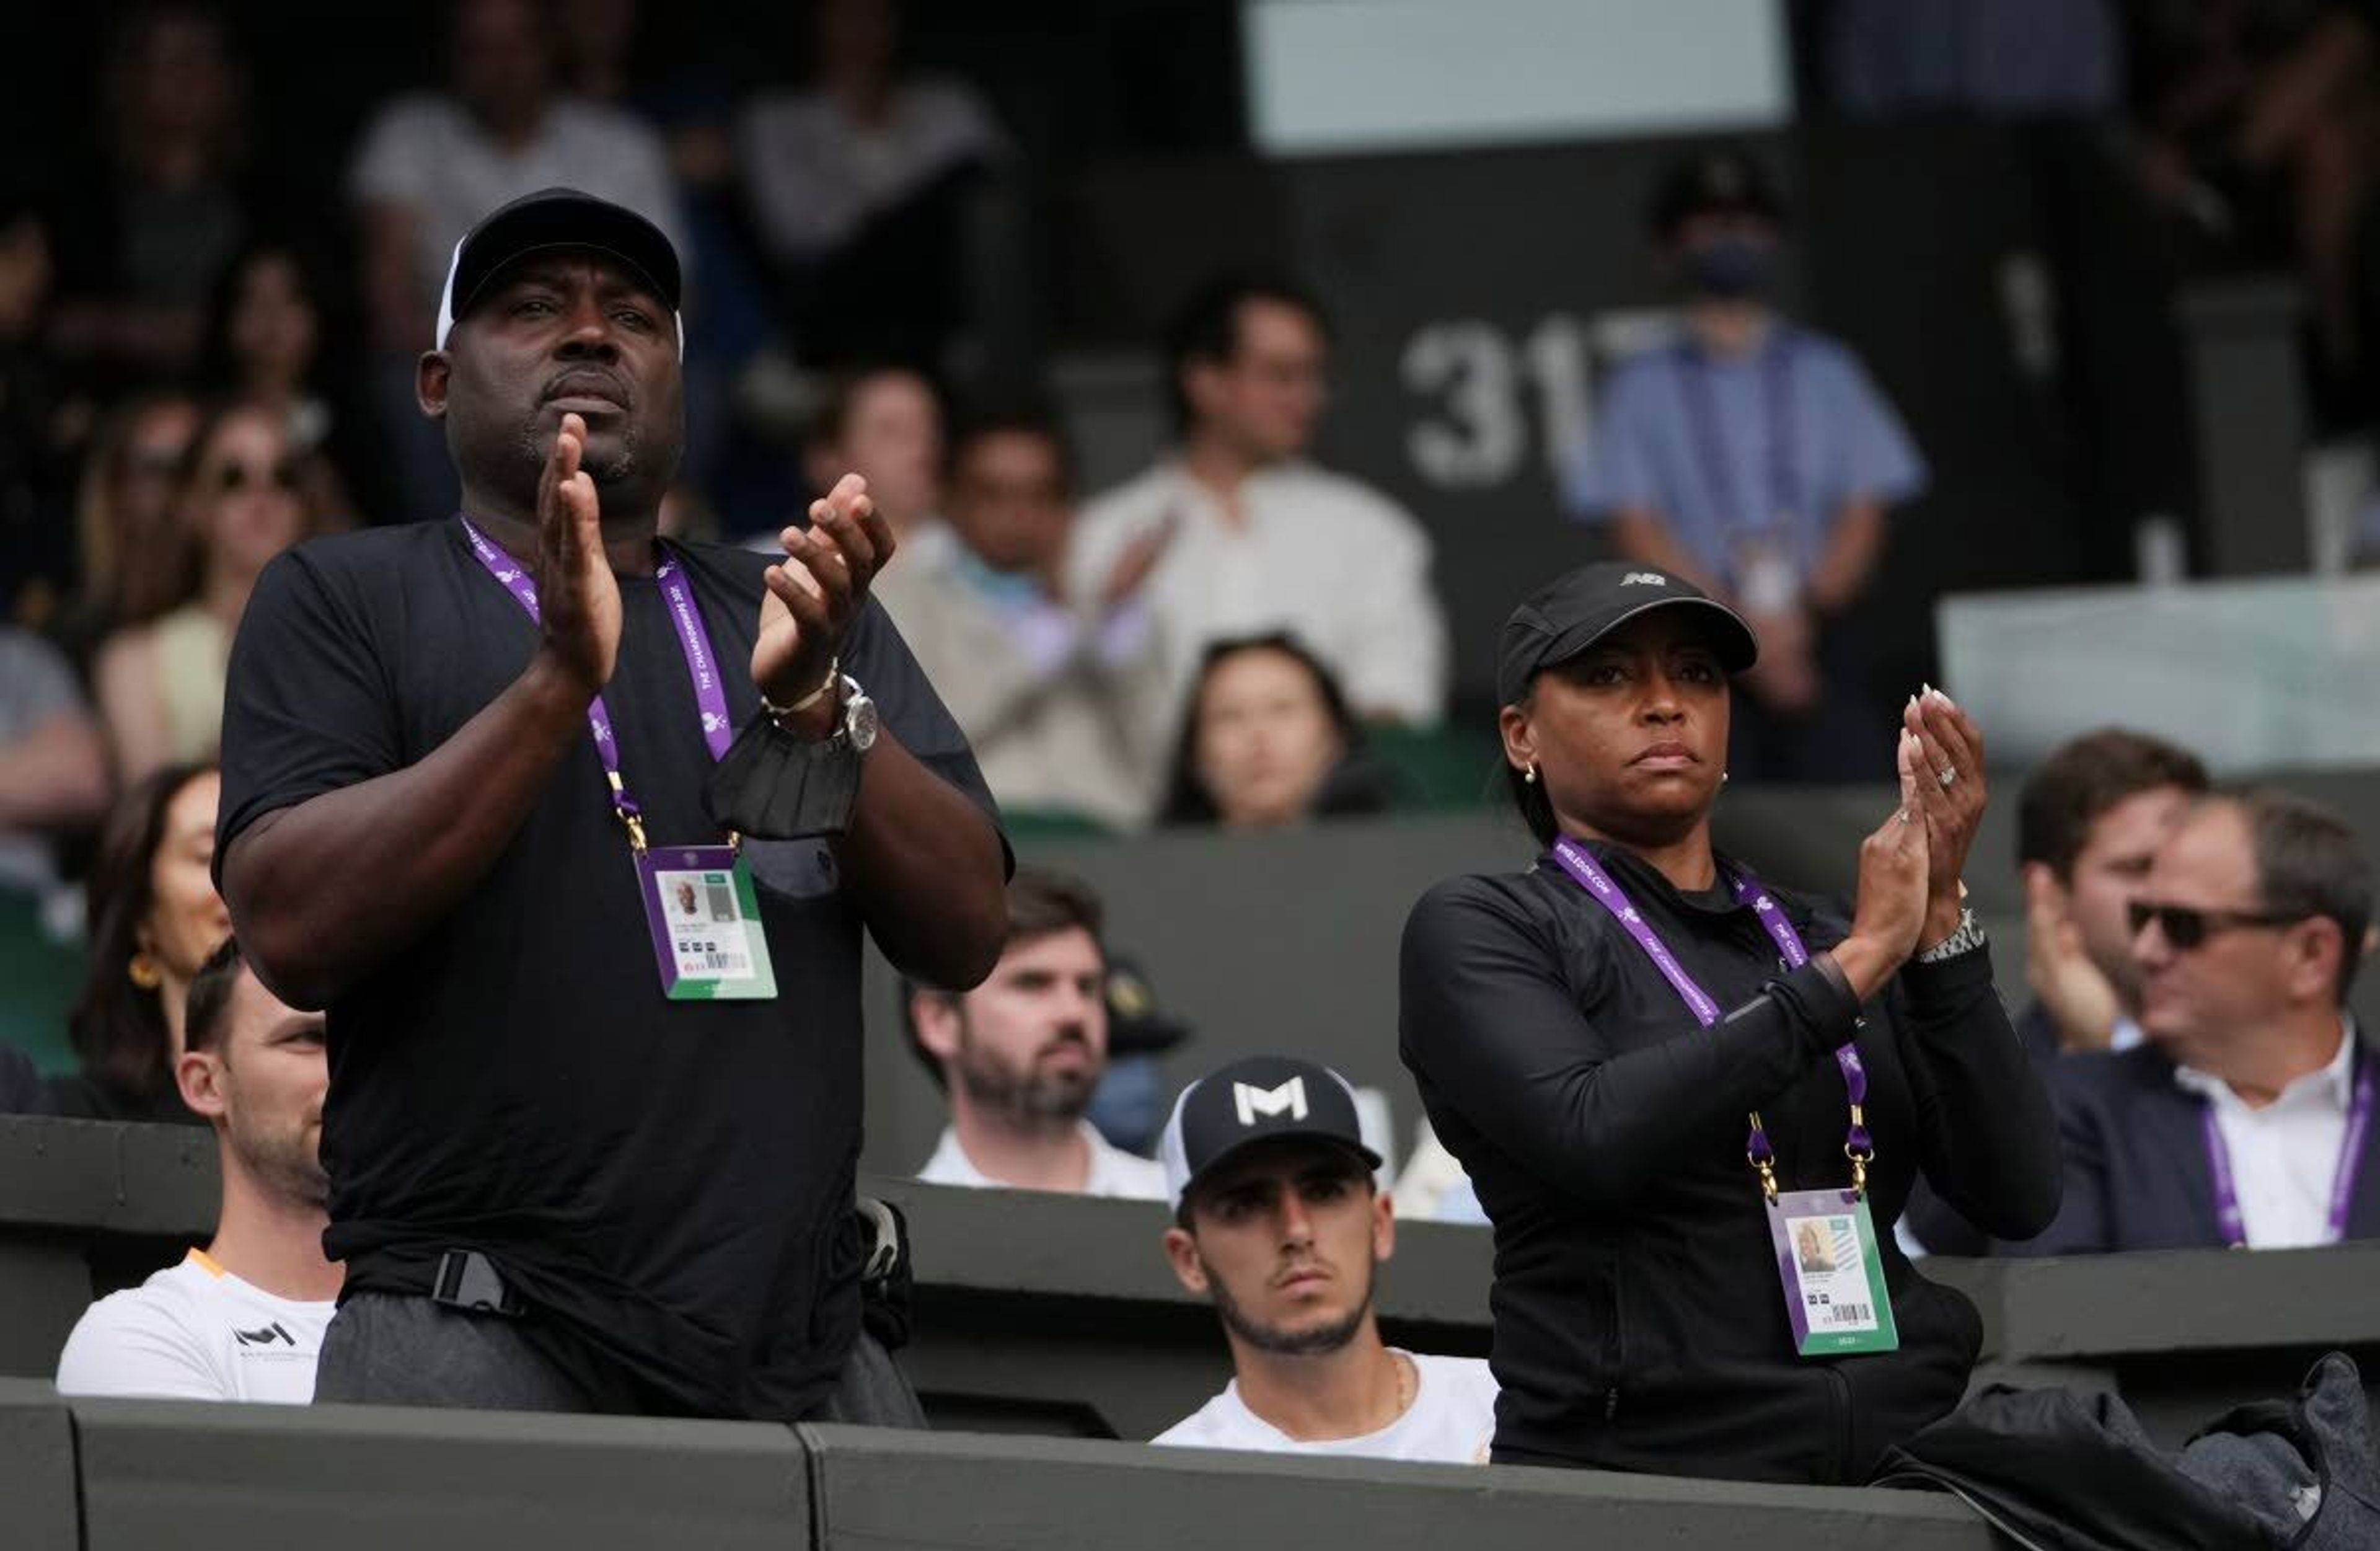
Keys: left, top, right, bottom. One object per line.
{"left": 1764, "top": 1189, "right": 1900, "bottom": 1358}
{"left": 634, "top": 844, "right": 778, "bottom": 1001}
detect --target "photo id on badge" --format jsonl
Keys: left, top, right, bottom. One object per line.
{"left": 635, "top": 845, "right": 778, "bottom": 1001}
{"left": 1765, "top": 1189, "right": 1900, "bottom": 1358}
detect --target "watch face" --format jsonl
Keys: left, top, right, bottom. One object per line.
{"left": 847, "top": 692, "right": 881, "bottom": 751}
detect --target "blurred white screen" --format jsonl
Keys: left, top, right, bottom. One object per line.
{"left": 1243, "top": 0, "right": 1792, "bottom": 156}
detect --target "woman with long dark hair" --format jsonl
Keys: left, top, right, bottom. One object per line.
{"left": 90, "top": 402, "right": 319, "bottom": 780}
{"left": 51, "top": 763, "right": 225, "bottom": 1123}
{"left": 1158, "top": 632, "right": 1396, "bottom": 828}
{"left": 1398, "top": 562, "right": 2058, "bottom": 1484}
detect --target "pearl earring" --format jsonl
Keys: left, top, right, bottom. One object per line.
{"left": 1523, "top": 763, "right": 1539, "bottom": 785}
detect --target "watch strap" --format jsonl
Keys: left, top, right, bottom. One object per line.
{"left": 1915, "top": 906, "right": 1986, "bottom": 964}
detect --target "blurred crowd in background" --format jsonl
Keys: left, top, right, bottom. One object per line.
{"left": 7, "top": 0, "right": 2380, "bottom": 1138}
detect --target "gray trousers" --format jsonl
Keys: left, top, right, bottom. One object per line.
{"left": 312, "top": 1291, "right": 927, "bottom": 1427}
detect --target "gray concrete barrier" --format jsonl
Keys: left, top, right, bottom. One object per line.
{"left": 795, "top": 1423, "right": 2001, "bottom": 1550}
{"left": 68, "top": 1397, "right": 810, "bottom": 1551}
{"left": 6, "top": 1120, "right": 2375, "bottom": 1452}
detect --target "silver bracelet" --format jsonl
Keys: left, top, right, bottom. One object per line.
{"left": 1916, "top": 905, "right": 1987, "bottom": 963}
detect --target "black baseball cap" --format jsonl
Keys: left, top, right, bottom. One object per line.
{"left": 1648, "top": 146, "right": 1786, "bottom": 241}
{"left": 434, "top": 187, "right": 683, "bottom": 350}
{"left": 1160, "top": 1054, "right": 1382, "bottom": 1216}
{"left": 1496, "top": 561, "right": 1759, "bottom": 707}
{"left": 1104, "top": 955, "right": 1194, "bottom": 1058}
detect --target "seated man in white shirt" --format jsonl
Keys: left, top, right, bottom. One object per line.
{"left": 56, "top": 937, "right": 339, "bottom": 1401}
{"left": 910, "top": 868, "right": 1167, "bottom": 1200}
{"left": 1069, "top": 273, "right": 1450, "bottom": 741}
{"left": 1152, "top": 1055, "right": 1496, "bottom": 1462}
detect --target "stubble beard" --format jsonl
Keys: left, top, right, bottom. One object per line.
{"left": 518, "top": 415, "right": 643, "bottom": 490}
{"left": 1206, "top": 1253, "right": 1377, "bottom": 1356}
{"left": 227, "top": 1116, "right": 330, "bottom": 1213}
{"left": 954, "top": 1036, "right": 1096, "bottom": 1128}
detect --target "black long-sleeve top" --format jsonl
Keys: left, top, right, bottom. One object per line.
{"left": 1399, "top": 841, "right": 2061, "bottom": 1485}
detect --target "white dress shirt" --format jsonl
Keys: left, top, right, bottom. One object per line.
{"left": 917, "top": 1121, "right": 1168, "bottom": 1201}
{"left": 1067, "top": 459, "right": 1450, "bottom": 733}
{"left": 2175, "top": 1019, "right": 2363, "bottom": 1249}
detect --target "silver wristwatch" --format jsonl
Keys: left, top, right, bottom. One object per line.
{"left": 835, "top": 674, "right": 879, "bottom": 753}
{"left": 1916, "top": 905, "right": 1987, "bottom": 963}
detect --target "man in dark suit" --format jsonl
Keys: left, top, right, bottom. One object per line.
{"left": 1903, "top": 729, "right": 2205, "bottom": 1254}
{"left": 2014, "top": 787, "right": 2377, "bottom": 1253}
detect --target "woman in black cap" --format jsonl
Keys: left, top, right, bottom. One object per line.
{"left": 1398, "top": 561, "right": 2059, "bottom": 1485}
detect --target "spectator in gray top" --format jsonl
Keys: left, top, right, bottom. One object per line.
{"left": 0, "top": 629, "right": 110, "bottom": 896}
{"left": 736, "top": 0, "right": 1012, "bottom": 368}
{"left": 348, "top": 0, "right": 681, "bottom": 515}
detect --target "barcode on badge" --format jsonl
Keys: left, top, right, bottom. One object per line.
{"left": 1827, "top": 1303, "right": 1872, "bottom": 1325}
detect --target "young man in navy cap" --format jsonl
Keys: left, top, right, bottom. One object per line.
{"left": 1153, "top": 1054, "right": 1496, "bottom": 1462}
{"left": 214, "top": 188, "right": 1008, "bottom": 1421}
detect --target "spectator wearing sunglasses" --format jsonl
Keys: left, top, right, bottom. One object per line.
{"left": 2012, "top": 788, "right": 2380, "bottom": 1255}
{"left": 93, "top": 402, "right": 321, "bottom": 783}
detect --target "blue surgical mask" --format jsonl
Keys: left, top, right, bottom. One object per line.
{"left": 1681, "top": 234, "right": 1777, "bottom": 300}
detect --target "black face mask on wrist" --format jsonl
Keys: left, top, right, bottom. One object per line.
{"left": 1681, "top": 234, "right": 1778, "bottom": 301}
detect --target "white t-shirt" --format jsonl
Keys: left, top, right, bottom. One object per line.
{"left": 1154, "top": 1351, "right": 1498, "bottom": 1464}
{"left": 348, "top": 94, "right": 684, "bottom": 314}
{"left": 55, "top": 1250, "right": 335, "bottom": 1403}
{"left": 917, "top": 1122, "right": 1168, "bottom": 1201}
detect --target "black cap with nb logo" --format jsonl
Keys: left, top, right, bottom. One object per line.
{"left": 1494, "top": 560, "right": 1760, "bottom": 707}
{"left": 1158, "top": 1054, "right": 1382, "bottom": 1215}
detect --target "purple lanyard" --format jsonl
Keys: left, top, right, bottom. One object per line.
{"left": 457, "top": 516, "right": 735, "bottom": 849}
{"left": 1548, "top": 836, "right": 1871, "bottom": 1193}
{"left": 1675, "top": 336, "right": 1800, "bottom": 536}
{"left": 2200, "top": 1061, "right": 2376, "bottom": 1247}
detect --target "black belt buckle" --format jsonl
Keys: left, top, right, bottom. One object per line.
{"left": 430, "top": 1249, "right": 525, "bottom": 1317}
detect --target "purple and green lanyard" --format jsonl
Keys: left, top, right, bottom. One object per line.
{"left": 1548, "top": 836, "right": 1871, "bottom": 1200}
{"left": 458, "top": 515, "right": 736, "bottom": 852}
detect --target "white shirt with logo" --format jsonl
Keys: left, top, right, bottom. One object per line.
{"left": 2175, "top": 1022, "right": 2362, "bottom": 1249}
{"left": 54, "top": 1250, "right": 334, "bottom": 1403}
{"left": 917, "top": 1122, "right": 1169, "bottom": 1201}
{"left": 1154, "top": 1351, "right": 1499, "bottom": 1464}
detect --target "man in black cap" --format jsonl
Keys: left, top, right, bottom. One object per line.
{"left": 214, "top": 188, "right": 1010, "bottom": 1421}
{"left": 1152, "top": 1054, "right": 1497, "bottom": 1462}
{"left": 1564, "top": 146, "right": 1926, "bottom": 784}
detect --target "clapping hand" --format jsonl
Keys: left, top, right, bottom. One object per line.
{"left": 536, "top": 412, "right": 620, "bottom": 694}
{"left": 1900, "top": 685, "right": 1986, "bottom": 950}
{"left": 1830, "top": 729, "right": 1935, "bottom": 1001}
{"left": 753, "top": 473, "right": 896, "bottom": 728}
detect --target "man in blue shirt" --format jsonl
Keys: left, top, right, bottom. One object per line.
{"left": 1566, "top": 149, "right": 1926, "bottom": 782}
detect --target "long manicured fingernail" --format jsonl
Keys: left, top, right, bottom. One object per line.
{"left": 1930, "top": 686, "right": 1956, "bottom": 708}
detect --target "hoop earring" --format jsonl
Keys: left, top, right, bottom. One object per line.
{"left": 1523, "top": 762, "right": 1539, "bottom": 785}
{"left": 127, "top": 952, "right": 162, "bottom": 991}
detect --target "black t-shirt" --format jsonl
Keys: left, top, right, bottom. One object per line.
{"left": 216, "top": 519, "right": 1002, "bottom": 1420}
{"left": 1399, "top": 842, "right": 2060, "bottom": 1483}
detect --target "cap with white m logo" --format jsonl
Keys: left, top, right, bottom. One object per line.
{"left": 1161, "top": 1054, "right": 1383, "bottom": 1214}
